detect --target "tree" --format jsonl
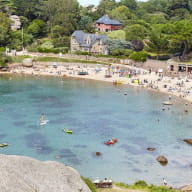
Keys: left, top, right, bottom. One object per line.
{"left": 107, "top": 39, "right": 131, "bottom": 53}
{"left": 125, "top": 24, "right": 148, "bottom": 41}
{"left": 119, "top": 0, "right": 137, "bottom": 10}
{"left": 0, "top": 12, "right": 10, "bottom": 46}
{"left": 27, "top": 19, "right": 47, "bottom": 38}
{"left": 97, "top": 0, "right": 117, "bottom": 15}
{"left": 109, "top": 5, "right": 131, "bottom": 25}
{"left": 42, "top": 0, "right": 80, "bottom": 37}
{"left": 0, "top": 0, "right": 14, "bottom": 14}
{"left": 147, "top": 24, "right": 170, "bottom": 57}
{"left": 78, "top": 15, "right": 95, "bottom": 33}
{"left": 14, "top": 0, "right": 42, "bottom": 20}
{"left": 170, "top": 20, "right": 192, "bottom": 60}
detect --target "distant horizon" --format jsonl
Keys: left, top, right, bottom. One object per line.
{"left": 78, "top": 0, "right": 147, "bottom": 6}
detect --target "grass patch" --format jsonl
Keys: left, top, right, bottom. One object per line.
{"left": 36, "top": 56, "right": 104, "bottom": 64}
{"left": 115, "top": 181, "right": 179, "bottom": 192}
{"left": 10, "top": 55, "right": 32, "bottom": 63}
{"left": 82, "top": 177, "right": 97, "bottom": 192}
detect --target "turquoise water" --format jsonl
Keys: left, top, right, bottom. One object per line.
{"left": 0, "top": 74, "right": 192, "bottom": 187}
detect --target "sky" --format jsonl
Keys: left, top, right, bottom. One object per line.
{"left": 78, "top": 0, "right": 147, "bottom": 6}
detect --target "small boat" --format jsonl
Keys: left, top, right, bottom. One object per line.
{"left": 39, "top": 120, "right": 49, "bottom": 126}
{"left": 63, "top": 128, "right": 73, "bottom": 134}
{"left": 162, "top": 101, "right": 173, "bottom": 105}
{"left": 78, "top": 71, "right": 88, "bottom": 75}
{"left": 104, "top": 138, "right": 118, "bottom": 145}
{"left": 0, "top": 143, "right": 9, "bottom": 147}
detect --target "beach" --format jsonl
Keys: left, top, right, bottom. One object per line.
{"left": 1, "top": 61, "right": 192, "bottom": 187}
{"left": 7, "top": 60, "right": 192, "bottom": 106}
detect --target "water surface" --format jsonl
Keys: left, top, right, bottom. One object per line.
{"left": 0, "top": 74, "right": 192, "bottom": 187}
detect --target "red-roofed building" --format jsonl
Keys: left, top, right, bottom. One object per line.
{"left": 95, "top": 15, "right": 122, "bottom": 32}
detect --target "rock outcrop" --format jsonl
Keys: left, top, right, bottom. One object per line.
{"left": 156, "top": 155, "right": 168, "bottom": 166}
{"left": 183, "top": 139, "right": 192, "bottom": 145}
{"left": 0, "top": 154, "right": 91, "bottom": 192}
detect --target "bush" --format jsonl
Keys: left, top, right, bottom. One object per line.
{"left": 0, "top": 53, "right": 11, "bottom": 67}
{"left": 129, "top": 51, "right": 147, "bottom": 62}
{"left": 74, "top": 51, "right": 91, "bottom": 56}
{"left": 81, "top": 177, "right": 96, "bottom": 192}
{"left": 0, "top": 47, "right": 6, "bottom": 52}
{"left": 134, "top": 180, "right": 148, "bottom": 187}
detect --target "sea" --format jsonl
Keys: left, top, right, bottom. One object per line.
{"left": 0, "top": 74, "right": 192, "bottom": 187}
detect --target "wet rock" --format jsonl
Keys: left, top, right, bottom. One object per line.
{"left": 183, "top": 139, "right": 192, "bottom": 145}
{"left": 147, "top": 147, "right": 156, "bottom": 151}
{"left": 156, "top": 155, "right": 168, "bottom": 166}
{"left": 95, "top": 152, "right": 102, "bottom": 156}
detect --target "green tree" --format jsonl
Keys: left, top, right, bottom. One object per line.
{"left": 125, "top": 24, "right": 148, "bottom": 41}
{"left": 0, "top": 12, "right": 10, "bottom": 46}
{"left": 27, "top": 19, "right": 47, "bottom": 38}
{"left": 109, "top": 5, "right": 131, "bottom": 25}
{"left": 119, "top": 0, "right": 137, "bottom": 10}
{"left": 170, "top": 20, "right": 192, "bottom": 60}
{"left": 97, "top": 0, "right": 117, "bottom": 15}
{"left": 42, "top": 0, "right": 79, "bottom": 37}
{"left": 147, "top": 24, "right": 170, "bottom": 57}
{"left": 0, "top": 0, "right": 14, "bottom": 14}
{"left": 14, "top": 0, "right": 42, "bottom": 20}
{"left": 78, "top": 15, "right": 95, "bottom": 33}
{"left": 8, "top": 30, "right": 32, "bottom": 50}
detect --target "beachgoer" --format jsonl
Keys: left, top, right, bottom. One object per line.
{"left": 163, "top": 178, "right": 167, "bottom": 186}
{"left": 169, "top": 95, "right": 172, "bottom": 100}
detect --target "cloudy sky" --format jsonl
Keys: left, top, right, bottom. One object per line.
{"left": 78, "top": 0, "right": 147, "bottom": 6}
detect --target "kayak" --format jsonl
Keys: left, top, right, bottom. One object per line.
{"left": 63, "top": 128, "right": 73, "bottom": 134}
{"left": 0, "top": 143, "right": 9, "bottom": 147}
{"left": 104, "top": 138, "right": 118, "bottom": 145}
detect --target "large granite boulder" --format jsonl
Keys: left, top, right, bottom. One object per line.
{"left": 22, "top": 58, "right": 33, "bottom": 67}
{"left": 0, "top": 154, "right": 91, "bottom": 192}
{"left": 183, "top": 139, "right": 192, "bottom": 145}
{"left": 156, "top": 155, "right": 168, "bottom": 166}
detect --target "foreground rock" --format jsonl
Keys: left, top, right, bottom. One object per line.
{"left": 180, "top": 183, "right": 192, "bottom": 192}
{"left": 0, "top": 154, "right": 91, "bottom": 192}
{"left": 183, "top": 139, "right": 192, "bottom": 145}
{"left": 156, "top": 155, "right": 168, "bottom": 166}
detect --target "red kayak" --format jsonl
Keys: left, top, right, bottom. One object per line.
{"left": 104, "top": 138, "right": 118, "bottom": 145}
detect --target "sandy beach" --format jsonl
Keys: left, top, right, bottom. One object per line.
{"left": 5, "top": 61, "right": 192, "bottom": 106}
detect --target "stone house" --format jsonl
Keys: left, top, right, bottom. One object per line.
{"left": 71, "top": 30, "right": 108, "bottom": 55}
{"left": 95, "top": 15, "right": 122, "bottom": 32}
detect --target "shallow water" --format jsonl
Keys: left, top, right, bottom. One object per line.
{"left": 0, "top": 74, "right": 192, "bottom": 187}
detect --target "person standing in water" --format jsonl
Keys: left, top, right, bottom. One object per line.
{"left": 40, "top": 113, "right": 44, "bottom": 122}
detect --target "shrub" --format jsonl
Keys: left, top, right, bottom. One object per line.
{"left": 129, "top": 51, "right": 147, "bottom": 62}
{"left": 134, "top": 180, "right": 148, "bottom": 187}
{"left": 74, "top": 51, "right": 91, "bottom": 56}
{"left": 0, "top": 47, "right": 6, "bottom": 52}
{"left": 0, "top": 53, "right": 11, "bottom": 67}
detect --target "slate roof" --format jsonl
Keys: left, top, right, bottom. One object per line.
{"left": 71, "top": 31, "right": 107, "bottom": 48}
{"left": 95, "top": 15, "right": 121, "bottom": 25}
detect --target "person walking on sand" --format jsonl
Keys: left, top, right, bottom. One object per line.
{"left": 163, "top": 178, "right": 167, "bottom": 186}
